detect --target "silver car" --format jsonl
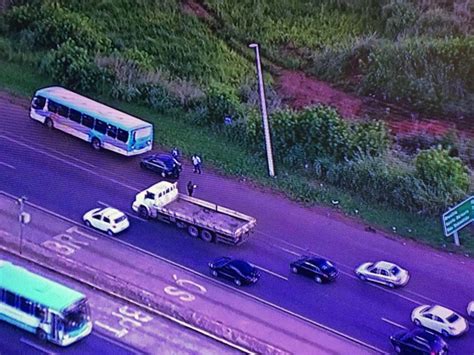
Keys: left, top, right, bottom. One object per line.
{"left": 355, "top": 261, "right": 409, "bottom": 288}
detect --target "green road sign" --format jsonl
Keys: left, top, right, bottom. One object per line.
{"left": 442, "top": 196, "right": 474, "bottom": 236}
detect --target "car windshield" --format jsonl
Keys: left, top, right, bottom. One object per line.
{"left": 319, "top": 261, "right": 333, "bottom": 270}
{"left": 158, "top": 155, "right": 174, "bottom": 168}
{"left": 390, "top": 266, "right": 401, "bottom": 275}
{"left": 446, "top": 313, "right": 460, "bottom": 323}
{"left": 114, "top": 215, "right": 127, "bottom": 223}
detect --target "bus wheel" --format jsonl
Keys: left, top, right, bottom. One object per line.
{"left": 187, "top": 225, "right": 199, "bottom": 238}
{"left": 200, "top": 229, "right": 214, "bottom": 243}
{"left": 91, "top": 138, "right": 101, "bottom": 150}
{"left": 138, "top": 206, "right": 149, "bottom": 219}
{"left": 37, "top": 329, "right": 47, "bottom": 341}
{"left": 44, "top": 118, "right": 54, "bottom": 129}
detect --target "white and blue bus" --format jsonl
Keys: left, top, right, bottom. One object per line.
{"left": 0, "top": 260, "right": 92, "bottom": 346}
{"left": 30, "top": 86, "right": 153, "bottom": 156}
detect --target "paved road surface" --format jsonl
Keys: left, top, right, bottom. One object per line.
{"left": 0, "top": 94, "right": 473, "bottom": 353}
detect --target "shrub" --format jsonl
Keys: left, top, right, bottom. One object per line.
{"left": 381, "top": 0, "right": 419, "bottom": 39}
{"left": 415, "top": 146, "right": 470, "bottom": 195}
{"left": 6, "top": 3, "right": 111, "bottom": 52}
{"left": 40, "top": 39, "right": 103, "bottom": 91}
{"left": 349, "top": 120, "right": 390, "bottom": 158}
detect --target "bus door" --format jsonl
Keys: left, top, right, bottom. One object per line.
{"left": 50, "top": 313, "right": 65, "bottom": 343}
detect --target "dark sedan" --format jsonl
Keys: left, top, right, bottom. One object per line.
{"left": 390, "top": 328, "right": 448, "bottom": 354}
{"left": 140, "top": 153, "right": 182, "bottom": 179}
{"left": 290, "top": 256, "right": 338, "bottom": 284}
{"left": 208, "top": 257, "right": 260, "bottom": 286}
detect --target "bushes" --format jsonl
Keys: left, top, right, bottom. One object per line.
{"left": 40, "top": 39, "right": 104, "bottom": 91}
{"left": 324, "top": 151, "right": 470, "bottom": 215}
{"left": 415, "top": 146, "right": 470, "bottom": 196}
{"left": 360, "top": 36, "right": 474, "bottom": 116}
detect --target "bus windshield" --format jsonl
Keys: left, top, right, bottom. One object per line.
{"left": 135, "top": 126, "right": 152, "bottom": 140}
{"left": 63, "top": 300, "right": 91, "bottom": 332}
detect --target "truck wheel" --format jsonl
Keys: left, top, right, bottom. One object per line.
{"left": 44, "top": 118, "right": 54, "bottom": 129}
{"left": 91, "top": 137, "right": 101, "bottom": 150}
{"left": 176, "top": 221, "right": 186, "bottom": 229}
{"left": 37, "top": 329, "right": 47, "bottom": 341}
{"left": 138, "top": 206, "right": 149, "bottom": 219}
{"left": 187, "top": 225, "right": 199, "bottom": 238}
{"left": 200, "top": 229, "right": 214, "bottom": 243}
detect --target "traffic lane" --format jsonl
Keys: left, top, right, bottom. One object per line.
{"left": 2, "top": 125, "right": 474, "bottom": 317}
{"left": 0, "top": 136, "right": 474, "bottom": 354}
{"left": 0, "top": 250, "right": 238, "bottom": 355}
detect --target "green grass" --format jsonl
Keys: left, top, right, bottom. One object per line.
{"left": 0, "top": 56, "right": 473, "bottom": 256}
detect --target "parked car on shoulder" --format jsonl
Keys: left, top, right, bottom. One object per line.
{"left": 290, "top": 256, "right": 338, "bottom": 284}
{"left": 411, "top": 304, "right": 469, "bottom": 337}
{"left": 390, "top": 328, "right": 448, "bottom": 354}
{"left": 355, "top": 261, "right": 409, "bottom": 288}
{"left": 83, "top": 207, "right": 129, "bottom": 236}
{"left": 140, "top": 153, "right": 182, "bottom": 179}
{"left": 208, "top": 257, "right": 259, "bottom": 286}
{"left": 467, "top": 301, "right": 474, "bottom": 318}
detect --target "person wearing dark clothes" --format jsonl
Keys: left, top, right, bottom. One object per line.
{"left": 187, "top": 181, "right": 197, "bottom": 196}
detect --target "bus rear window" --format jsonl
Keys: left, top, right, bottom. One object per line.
{"left": 117, "top": 129, "right": 129, "bottom": 143}
{"left": 32, "top": 96, "right": 46, "bottom": 109}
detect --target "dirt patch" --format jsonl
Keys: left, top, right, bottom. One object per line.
{"left": 275, "top": 69, "right": 474, "bottom": 140}
{"left": 181, "top": 0, "right": 212, "bottom": 20}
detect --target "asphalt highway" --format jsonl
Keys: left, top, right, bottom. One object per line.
{"left": 1, "top": 95, "right": 473, "bottom": 353}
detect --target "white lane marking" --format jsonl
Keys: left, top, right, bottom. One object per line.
{"left": 0, "top": 161, "right": 15, "bottom": 169}
{"left": 254, "top": 264, "right": 288, "bottom": 281}
{"left": 403, "top": 289, "right": 440, "bottom": 305}
{"left": 93, "top": 331, "right": 144, "bottom": 354}
{"left": 275, "top": 245, "right": 301, "bottom": 256}
{"left": 0, "top": 135, "right": 139, "bottom": 192}
{"left": 381, "top": 318, "right": 407, "bottom": 330}
{"left": 19, "top": 337, "right": 57, "bottom": 354}
{"left": 97, "top": 201, "right": 148, "bottom": 222}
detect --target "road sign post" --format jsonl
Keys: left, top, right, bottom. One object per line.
{"left": 442, "top": 196, "right": 474, "bottom": 246}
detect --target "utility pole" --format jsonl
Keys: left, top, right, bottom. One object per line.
{"left": 249, "top": 43, "right": 275, "bottom": 177}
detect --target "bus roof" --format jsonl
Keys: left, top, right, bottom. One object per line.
{"left": 0, "top": 260, "right": 85, "bottom": 313}
{"left": 35, "top": 86, "right": 152, "bottom": 131}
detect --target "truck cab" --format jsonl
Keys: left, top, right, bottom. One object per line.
{"left": 132, "top": 181, "right": 178, "bottom": 218}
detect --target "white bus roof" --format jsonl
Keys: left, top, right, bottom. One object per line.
{"left": 35, "top": 86, "right": 152, "bottom": 130}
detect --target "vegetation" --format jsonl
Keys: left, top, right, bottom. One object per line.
{"left": 0, "top": 0, "right": 473, "bottom": 252}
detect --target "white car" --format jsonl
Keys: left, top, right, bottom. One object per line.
{"left": 411, "top": 305, "right": 469, "bottom": 337}
{"left": 355, "top": 261, "right": 409, "bottom": 288}
{"left": 468, "top": 301, "right": 474, "bottom": 318}
{"left": 83, "top": 207, "right": 129, "bottom": 236}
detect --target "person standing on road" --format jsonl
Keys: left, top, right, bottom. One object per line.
{"left": 192, "top": 154, "right": 202, "bottom": 174}
{"left": 187, "top": 181, "right": 197, "bottom": 196}
{"left": 171, "top": 147, "right": 181, "bottom": 160}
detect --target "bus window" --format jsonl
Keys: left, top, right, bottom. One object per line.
{"left": 48, "top": 100, "right": 59, "bottom": 113}
{"left": 4, "top": 290, "right": 15, "bottom": 306}
{"left": 57, "top": 104, "right": 69, "bottom": 118}
{"left": 117, "top": 128, "right": 129, "bottom": 143}
{"left": 69, "top": 109, "right": 82, "bottom": 123}
{"left": 0, "top": 288, "right": 4, "bottom": 301}
{"left": 107, "top": 124, "right": 117, "bottom": 138}
{"left": 32, "top": 96, "right": 46, "bottom": 109}
{"left": 94, "top": 119, "right": 107, "bottom": 134}
{"left": 19, "top": 297, "right": 33, "bottom": 314}
{"left": 81, "top": 114, "right": 94, "bottom": 129}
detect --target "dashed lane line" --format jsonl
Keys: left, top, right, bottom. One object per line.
{"left": 0, "top": 161, "right": 15, "bottom": 169}
{"left": 381, "top": 318, "right": 407, "bottom": 330}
